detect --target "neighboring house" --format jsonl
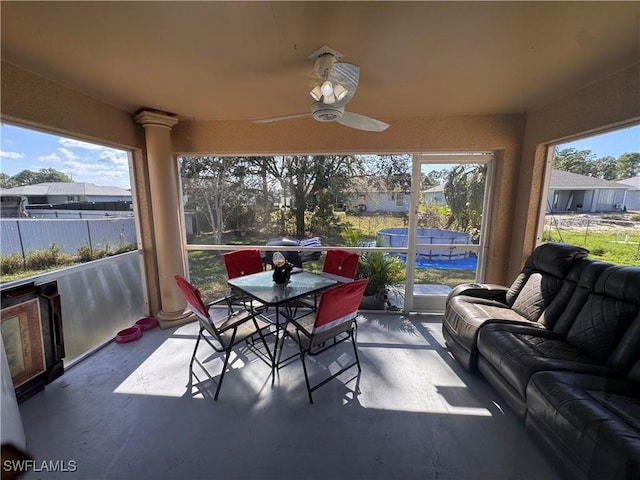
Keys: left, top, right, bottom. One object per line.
{"left": 546, "top": 169, "right": 628, "bottom": 213}
{"left": 0, "top": 182, "right": 132, "bottom": 218}
{"left": 424, "top": 184, "right": 446, "bottom": 205}
{"left": 336, "top": 177, "right": 409, "bottom": 213}
{"left": 617, "top": 175, "right": 640, "bottom": 211}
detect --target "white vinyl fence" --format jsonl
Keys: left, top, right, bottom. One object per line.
{"left": 1, "top": 218, "right": 136, "bottom": 258}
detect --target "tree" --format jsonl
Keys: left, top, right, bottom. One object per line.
{"left": 180, "top": 156, "right": 260, "bottom": 244}
{"left": 616, "top": 152, "right": 640, "bottom": 179}
{"left": 553, "top": 148, "right": 595, "bottom": 175}
{"left": 591, "top": 156, "right": 617, "bottom": 180}
{"left": 261, "top": 155, "right": 363, "bottom": 237}
{"left": 9, "top": 168, "right": 72, "bottom": 186}
{"left": 422, "top": 169, "right": 449, "bottom": 189}
{"left": 0, "top": 173, "right": 13, "bottom": 188}
{"left": 443, "top": 164, "right": 486, "bottom": 234}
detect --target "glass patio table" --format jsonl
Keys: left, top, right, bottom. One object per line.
{"left": 227, "top": 270, "right": 337, "bottom": 371}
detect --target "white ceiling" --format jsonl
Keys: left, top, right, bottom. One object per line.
{"left": 1, "top": 1, "right": 639, "bottom": 123}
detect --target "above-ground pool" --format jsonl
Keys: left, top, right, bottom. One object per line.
{"left": 378, "top": 227, "right": 473, "bottom": 260}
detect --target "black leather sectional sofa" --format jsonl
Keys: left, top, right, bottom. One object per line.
{"left": 442, "top": 242, "right": 640, "bottom": 480}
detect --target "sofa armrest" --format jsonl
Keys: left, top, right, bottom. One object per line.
{"left": 447, "top": 283, "right": 509, "bottom": 304}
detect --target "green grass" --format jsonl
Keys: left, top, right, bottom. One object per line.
{"left": 543, "top": 230, "right": 640, "bottom": 266}
{"left": 0, "top": 243, "right": 138, "bottom": 283}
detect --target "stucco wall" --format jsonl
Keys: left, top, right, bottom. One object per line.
{"left": 5, "top": 60, "right": 637, "bottom": 289}
{"left": 512, "top": 63, "right": 640, "bottom": 279}
{"left": 1, "top": 61, "right": 142, "bottom": 149}
{"left": 0, "top": 62, "right": 160, "bottom": 314}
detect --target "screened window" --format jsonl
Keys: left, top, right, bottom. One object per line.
{"left": 0, "top": 123, "right": 138, "bottom": 281}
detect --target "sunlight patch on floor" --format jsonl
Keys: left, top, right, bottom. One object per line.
{"left": 112, "top": 337, "right": 245, "bottom": 398}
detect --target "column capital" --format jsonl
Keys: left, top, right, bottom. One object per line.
{"left": 135, "top": 109, "right": 179, "bottom": 129}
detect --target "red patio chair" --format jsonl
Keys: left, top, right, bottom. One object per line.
{"left": 297, "top": 249, "right": 360, "bottom": 312}
{"left": 321, "top": 249, "right": 359, "bottom": 283}
{"left": 223, "top": 249, "right": 264, "bottom": 279}
{"left": 175, "top": 275, "right": 272, "bottom": 400}
{"left": 223, "top": 249, "right": 266, "bottom": 312}
{"left": 284, "top": 278, "right": 368, "bottom": 403}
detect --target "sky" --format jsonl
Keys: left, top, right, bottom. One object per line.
{"left": 558, "top": 124, "right": 640, "bottom": 159}
{"left": 1, "top": 122, "right": 639, "bottom": 189}
{"left": 0, "top": 124, "right": 131, "bottom": 189}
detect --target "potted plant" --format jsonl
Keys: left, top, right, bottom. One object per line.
{"left": 344, "top": 229, "right": 405, "bottom": 310}
{"left": 356, "top": 250, "right": 405, "bottom": 309}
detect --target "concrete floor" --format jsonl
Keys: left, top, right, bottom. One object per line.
{"left": 18, "top": 313, "right": 562, "bottom": 480}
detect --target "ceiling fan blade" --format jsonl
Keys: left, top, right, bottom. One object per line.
{"left": 338, "top": 111, "right": 389, "bottom": 132}
{"left": 328, "top": 62, "right": 359, "bottom": 107}
{"left": 329, "top": 62, "right": 359, "bottom": 90}
{"left": 252, "top": 112, "right": 311, "bottom": 124}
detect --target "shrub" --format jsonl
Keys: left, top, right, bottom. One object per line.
{"left": 25, "top": 244, "right": 72, "bottom": 270}
{"left": 110, "top": 242, "right": 137, "bottom": 255}
{"left": 0, "top": 254, "right": 25, "bottom": 276}
{"left": 76, "top": 245, "right": 95, "bottom": 262}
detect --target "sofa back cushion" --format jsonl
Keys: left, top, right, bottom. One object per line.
{"left": 506, "top": 242, "right": 589, "bottom": 322}
{"left": 627, "top": 356, "right": 640, "bottom": 384}
{"left": 547, "top": 260, "right": 611, "bottom": 335}
{"left": 510, "top": 272, "right": 561, "bottom": 322}
{"left": 506, "top": 242, "right": 588, "bottom": 305}
{"left": 612, "top": 313, "right": 640, "bottom": 379}
{"left": 564, "top": 265, "right": 640, "bottom": 371}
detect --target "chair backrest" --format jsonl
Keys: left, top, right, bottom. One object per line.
{"left": 313, "top": 279, "right": 368, "bottom": 335}
{"left": 174, "top": 275, "right": 210, "bottom": 322}
{"left": 223, "top": 249, "right": 263, "bottom": 279}
{"left": 322, "top": 249, "right": 359, "bottom": 283}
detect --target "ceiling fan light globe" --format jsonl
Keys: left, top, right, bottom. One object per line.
{"left": 323, "top": 93, "right": 336, "bottom": 104}
{"left": 320, "top": 81, "right": 334, "bottom": 97}
{"left": 333, "top": 84, "right": 348, "bottom": 101}
{"left": 310, "top": 85, "right": 323, "bottom": 101}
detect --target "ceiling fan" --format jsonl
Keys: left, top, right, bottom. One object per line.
{"left": 253, "top": 46, "right": 389, "bottom": 132}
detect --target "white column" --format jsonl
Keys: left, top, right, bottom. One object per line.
{"left": 135, "top": 110, "right": 191, "bottom": 327}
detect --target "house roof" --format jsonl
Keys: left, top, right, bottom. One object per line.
{"left": 422, "top": 169, "right": 630, "bottom": 194}
{"left": 617, "top": 175, "right": 640, "bottom": 191}
{"left": 549, "top": 170, "right": 628, "bottom": 190}
{"left": 0, "top": 182, "right": 131, "bottom": 197}
{"left": 425, "top": 184, "right": 445, "bottom": 194}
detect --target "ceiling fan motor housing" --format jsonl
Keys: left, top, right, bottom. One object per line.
{"left": 311, "top": 101, "right": 343, "bottom": 122}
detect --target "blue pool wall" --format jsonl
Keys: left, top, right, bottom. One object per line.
{"left": 377, "top": 227, "right": 472, "bottom": 260}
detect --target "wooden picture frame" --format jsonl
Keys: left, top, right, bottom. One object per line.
{"left": 1, "top": 282, "right": 64, "bottom": 402}
{"left": 1, "top": 298, "right": 46, "bottom": 388}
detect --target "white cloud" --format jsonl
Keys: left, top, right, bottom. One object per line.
{"left": 58, "top": 138, "right": 105, "bottom": 150}
{"left": 59, "top": 158, "right": 130, "bottom": 188}
{"left": 58, "top": 147, "right": 77, "bottom": 161}
{"left": 99, "top": 149, "right": 129, "bottom": 166}
{"left": 37, "top": 148, "right": 78, "bottom": 164}
{"left": 62, "top": 159, "right": 127, "bottom": 176}
{"left": 0, "top": 150, "right": 25, "bottom": 159}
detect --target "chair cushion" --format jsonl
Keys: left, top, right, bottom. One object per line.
{"left": 214, "top": 310, "right": 269, "bottom": 348}
{"left": 285, "top": 313, "right": 315, "bottom": 351}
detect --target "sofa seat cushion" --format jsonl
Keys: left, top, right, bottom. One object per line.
{"left": 526, "top": 371, "right": 640, "bottom": 480}
{"left": 477, "top": 323, "right": 609, "bottom": 398}
{"left": 444, "top": 295, "right": 532, "bottom": 353}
